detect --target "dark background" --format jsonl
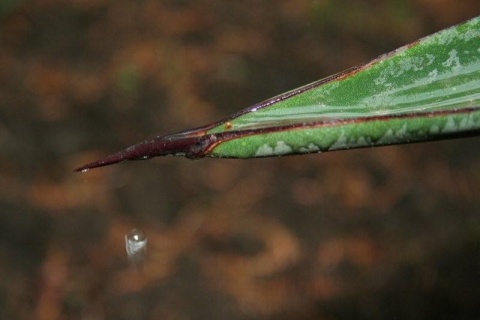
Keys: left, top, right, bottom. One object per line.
{"left": 0, "top": 1, "right": 479, "bottom": 319}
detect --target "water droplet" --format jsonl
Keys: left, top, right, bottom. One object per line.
{"left": 125, "top": 229, "right": 147, "bottom": 264}
{"left": 81, "top": 168, "right": 90, "bottom": 173}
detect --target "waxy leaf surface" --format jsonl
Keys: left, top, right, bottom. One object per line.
{"left": 75, "top": 16, "right": 480, "bottom": 172}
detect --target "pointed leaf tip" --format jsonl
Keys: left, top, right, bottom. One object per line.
{"left": 73, "top": 128, "right": 217, "bottom": 172}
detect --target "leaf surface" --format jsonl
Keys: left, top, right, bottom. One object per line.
{"left": 75, "top": 16, "right": 480, "bottom": 172}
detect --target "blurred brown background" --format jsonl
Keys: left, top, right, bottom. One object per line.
{"left": 1, "top": 0, "right": 480, "bottom": 319}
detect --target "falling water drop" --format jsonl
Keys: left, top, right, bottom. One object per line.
{"left": 125, "top": 229, "right": 147, "bottom": 265}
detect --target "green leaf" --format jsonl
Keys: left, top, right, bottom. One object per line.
{"left": 75, "top": 16, "right": 480, "bottom": 172}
